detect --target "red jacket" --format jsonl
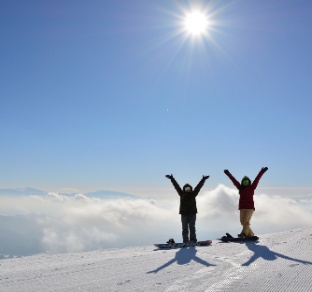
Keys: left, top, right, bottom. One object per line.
{"left": 225, "top": 169, "right": 266, "bottom": 210}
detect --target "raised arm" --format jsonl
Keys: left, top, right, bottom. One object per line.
{"left": 251, "top": 167, "right": 268, "bottom": 189}
{"left": 193, "top": 175, "right": 209, "bottom": 196}
{"left": 224, "top": 169, "right": 240, "bottom": 189}
{"left": 165, "top": 174, "right": 183, "bottom": 196}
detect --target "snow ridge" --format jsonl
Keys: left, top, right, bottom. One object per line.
{"left": 0, "top": 228, "right": 311, "bottom": 292}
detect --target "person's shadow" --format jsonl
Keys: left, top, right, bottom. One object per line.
{"left": 242, "top": 242, "right": 312, "bottom": 266}
{"left": 147, "top": 247, "right": 215, "bottom": 274}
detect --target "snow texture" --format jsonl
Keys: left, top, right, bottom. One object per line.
{"left": 0, "top": 227, "right": 311, "bottom": 292}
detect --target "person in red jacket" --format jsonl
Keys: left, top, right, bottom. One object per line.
{"left": 224, "top": 167, "right": 268, "bottom": 238}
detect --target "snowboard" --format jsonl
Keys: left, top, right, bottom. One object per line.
{"left": 219, "top": 233, "right": 259, "bottom": 242}
{"left": 154, "top": 240, "right": 212, "bottom": 249}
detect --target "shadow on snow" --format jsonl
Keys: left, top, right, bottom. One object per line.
{"left": 242, "top": 242, "right": 312, "bottom": 266}
{"left": 147, "top": 247, "right": 215, "bottom": 274}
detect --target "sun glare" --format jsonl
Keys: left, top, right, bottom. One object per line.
{"left": 184, "top": 11, "right": 210, "bottom": 36}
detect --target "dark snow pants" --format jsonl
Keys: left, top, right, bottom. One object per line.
{"left": 181, "top": 214, "right": 196, "bottom": 242}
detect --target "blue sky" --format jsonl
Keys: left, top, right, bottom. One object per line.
{"left": 1, "top": 0, "right": 312, "bottom": 195}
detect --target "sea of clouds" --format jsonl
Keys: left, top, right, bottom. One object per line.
{"left": 0, "top": 185, "right": 311, "bottom": 256}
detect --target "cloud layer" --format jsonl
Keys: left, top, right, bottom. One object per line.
{"left": 0, "top": 185, "right": 311, "bottom": 255}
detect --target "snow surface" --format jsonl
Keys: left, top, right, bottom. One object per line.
{"left": 0, "top": 228, "right": 311, "bottom": 292}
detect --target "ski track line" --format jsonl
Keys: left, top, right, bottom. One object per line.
{"left": 164, "top": 241, "right": 252, "bottom": 292}
{"left": 204, "top": 229, "right": 312, "bottom": 292}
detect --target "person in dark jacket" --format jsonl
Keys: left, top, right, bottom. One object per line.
{"left": 224, "top": 167, "right": 268, "bottom": 237}
{"left": 166, "top": 174, "right": 209, "bottom": 242}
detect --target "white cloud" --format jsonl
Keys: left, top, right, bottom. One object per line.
{"left": 35, "top": 197, "right": 178, "bottom": 252}
{"left": 253, "top": 193, "right": 312, "bottom": 232}
{"left": 197, "top": 184, "right": 239, "bottom": 218}
{"left": 0, "top": 185, "right": 312, "bottom": 254}
{"left": 196, "top": 185, "right": 312, "bottom": 235}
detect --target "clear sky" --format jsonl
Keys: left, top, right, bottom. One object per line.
{"left": 1, "top": 0, "right": 312, "bottom": 196}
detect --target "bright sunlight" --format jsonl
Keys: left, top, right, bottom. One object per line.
{"left": 184, "top": 11, "right": 210, "bottom": 36}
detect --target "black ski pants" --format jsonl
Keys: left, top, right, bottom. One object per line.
{"left": 181, "top": 214, "right": 196, "bottom": 242}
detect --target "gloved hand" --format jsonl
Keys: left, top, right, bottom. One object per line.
{"left": 262, "top": 167, "right": 268, "bottom": 172}
{"left": 165, "top": 174, "right": 173, "bottom": 180}
{"left": 203, "top": 175, "right": 210, "bottom": 180}
{"left": 224, "top": 169, "right": 230, "bottom": 175}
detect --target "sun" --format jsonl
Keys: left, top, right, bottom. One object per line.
{"left": 183, "top": 11, "right": 210, "bottom": 36}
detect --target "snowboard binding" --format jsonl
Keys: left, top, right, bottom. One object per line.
{"left": 166, "top": 238, "right": 175, "bottom": 244}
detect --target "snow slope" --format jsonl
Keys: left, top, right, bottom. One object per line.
{"left": 0, "top": 228, "right": 311, "bottom": 292}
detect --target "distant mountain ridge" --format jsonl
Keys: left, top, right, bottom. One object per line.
{"left": 0, "top": 187, "right": 47, "bottom": 196}
{"left": 84, "top": 190, "right": 139, "bottom": 199}
{"left": 0, "top": 188, "right": 139, "bottom": 199}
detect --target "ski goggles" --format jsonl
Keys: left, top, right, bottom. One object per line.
{"left": 242, "top": 179, "right": 250, "bottom": 185}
